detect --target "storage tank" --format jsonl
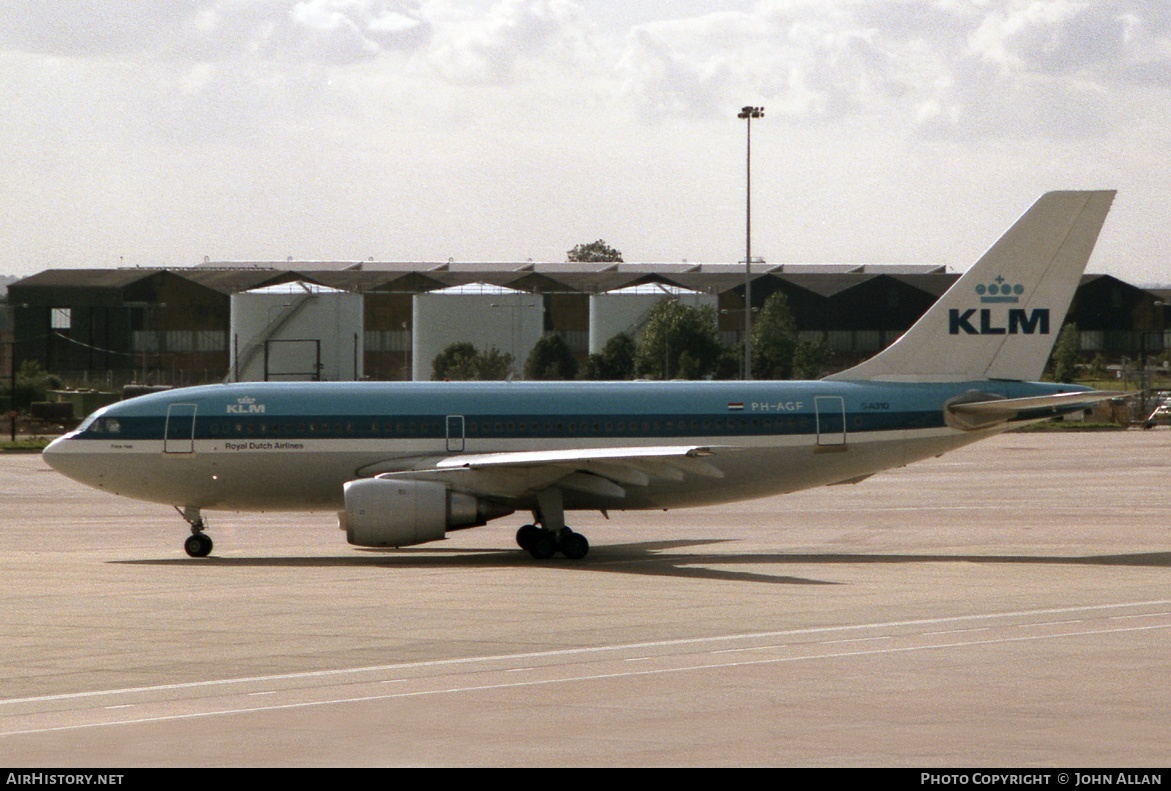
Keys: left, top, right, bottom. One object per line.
{"left": 589, "top": 283, "right": 717, "bottom": 354}
{"left": 229, "top": 281, "right": 363, "bottom": 381}
{"left": 412, "top": 283, "right": 543, "bottom": 380}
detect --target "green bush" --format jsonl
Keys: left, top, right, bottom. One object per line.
{"left": 431, "top": 343, "right": 514, "bottom": 381}
{"left": 7, "top": 361, "right": 63, "bottom": 411}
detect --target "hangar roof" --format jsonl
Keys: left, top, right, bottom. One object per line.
{"left": 10, "top": 268, "right": 301, "bottom": 295}
{"left": 9, "top": 265, "right": 1156, "bottom": 308}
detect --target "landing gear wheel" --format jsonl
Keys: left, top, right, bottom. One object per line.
{"left": 528, "top": 531, "right": 558, "bottom": 560}
{"left": 560, "top": 530, "right": 589, "bottom": 560}
{"left": 516, "top": 524, "right": 542, "bottom": 551}
{"left": 184, "top": 533, "right": 212, "bottom": 558}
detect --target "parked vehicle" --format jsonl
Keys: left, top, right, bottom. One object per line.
{"left": 1143, "top": 392, "right": 1171, "bottom": 428}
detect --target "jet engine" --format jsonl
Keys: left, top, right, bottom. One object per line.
{"left": 340, "top": 478, "right": 514, "bottom": 547}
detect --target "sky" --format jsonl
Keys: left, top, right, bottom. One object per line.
{"left": 1, "top": 0, "right": 1169, "bottom": 284}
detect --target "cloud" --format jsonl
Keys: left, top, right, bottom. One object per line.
{"left": 614, "top": 0, "right": 1171, "bottom": 138}
{"left": 0, "top": 1, "right": 1166, "bottom": 158}
{"left": 421, "top": 0, "right": 591, "bottom": 84}
{"left": 615, "top": 2, "right": 944, "bottom": 121}
{"left": 930, "top": 1, "right": 1171, "bottom": 137}
{"left": 964, "top": 0, "right": 1171, "bottom": 80}
{"left": 0, "top": 1, "right": 431, "bottom": 64}
{"left": 288, "top": 0, "right": 429, "bottom": 62}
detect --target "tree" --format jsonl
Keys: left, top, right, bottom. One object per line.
{"left": 431, "top": 343, "right": 514, "bottom": 381}
{"left": 634, "top": 300, "right": 725, "bottom": 380}
{"left": 567, "top": 239, "right": 623, "bottom": 263}
{"left": 1050, "top": 323, "right": 1081, "bottom": 383}
{"left": 524, "top": 334, "right": 578, "bottom": 380}
{"left": 475, "top": 346, "right": 515, "bottom": 380}
{"left": 792, "top": 334, "right": 831, "bottom": 380}
{"left": 751, "top": 292, "right": 799, "bottom": 379}
{"left": 10, "top": 360, "right": 62, "bottom": 411}
{"left": 582, "top": 333, "right": 636, "bottom": 380}
{"left": 431, "top": 342, "right": 478, "bottom": 380}
{"left": 1088, "top": 353, "right": 1109, "bottom": 382}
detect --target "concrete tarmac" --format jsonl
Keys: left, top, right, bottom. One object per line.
{"left": 1, "top": 430, "right": 1168, "bottom": 767}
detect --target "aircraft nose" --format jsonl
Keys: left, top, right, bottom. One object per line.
{"left": 41, "top": 435, "right": 65, "bottom": 469}
{"left": 41, "top": 435, "right": 82, "bottom": 480}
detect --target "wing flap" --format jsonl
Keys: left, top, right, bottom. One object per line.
{"left": 557, "top": 472, "right": 628, "bottom": 499}
{"left": 432, "top": 445, "right": 719, "bottom": 469}
{"left": 373, "top": 445, "right": 732, "bottom": 502}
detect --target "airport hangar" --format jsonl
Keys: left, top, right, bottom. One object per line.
{"left": 4, "top": 260, "right": 1168, "bottom": 387}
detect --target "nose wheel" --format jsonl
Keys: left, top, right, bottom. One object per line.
{"left": 176, "top": 506, "right": 213, "bottom": 558}
{"left": 184, "top": 533, "right": 213, "bottom": 558}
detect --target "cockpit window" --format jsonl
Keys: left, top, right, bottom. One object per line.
{"left": 76, "top": 409, "right": 107, "bottom": 434}
{"left": 77, "top": 410, "right": 122, "bottom": 436}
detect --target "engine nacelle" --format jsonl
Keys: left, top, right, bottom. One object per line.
{"left": 340, "top": 478, "right": 514, "bottom": 548}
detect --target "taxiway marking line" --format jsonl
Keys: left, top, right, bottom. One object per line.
{"left": 2, "top": 622, "right": 1168, "bottom": 738}
{"left": 3, "top": 600, "right": 1168, "bottom": 708}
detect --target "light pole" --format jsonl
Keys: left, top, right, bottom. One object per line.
{"left": 4, "top": 339, "right": 14, "bottom": 442}
{"left": 738, "top": 105, "right": 764, "bottom": 380}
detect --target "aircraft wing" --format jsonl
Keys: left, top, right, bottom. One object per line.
{"left": 372, "top": 445, "right": 730, "bottom": 502}
{"left": 945, "top": 390, "right": 1124, "bottom": 429}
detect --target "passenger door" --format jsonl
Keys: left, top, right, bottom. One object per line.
{"left": 446, "top": 415, "right": 465, "bottom": 452}
{"left": 814, "top": 396, "right": 846, "bottom": 447}
{"left": 164, "top": 403, "right": 198, "bottom": 454}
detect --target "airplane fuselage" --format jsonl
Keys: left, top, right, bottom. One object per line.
{"left": 44, "top": 378, "right": 1087, "bottom": 514}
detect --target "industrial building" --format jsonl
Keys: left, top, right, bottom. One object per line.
{"left": 5, "top": 261, "right": 1168, "bottom": 387}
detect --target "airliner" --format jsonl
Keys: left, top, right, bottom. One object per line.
{"left": 43, "top": 190, "right": 1121, "bottom": 560}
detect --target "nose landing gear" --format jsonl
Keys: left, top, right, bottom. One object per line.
{"left": 183, "top": 532, "right": 213, "bottom": 558}
{"left": 176, "top": 506, "right": 213, "bottom": 558}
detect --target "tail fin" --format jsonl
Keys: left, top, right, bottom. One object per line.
{"left": 826, "top": 190, "right": 1116, "bottom": 383}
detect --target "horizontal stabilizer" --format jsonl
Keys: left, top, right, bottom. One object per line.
{"left": 945, "top": 390, "right": 1124, "bottom": 430}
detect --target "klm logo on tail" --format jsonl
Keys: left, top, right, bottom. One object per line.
{"left": 949, "top": 277, "right": 1049, "bottom": 336}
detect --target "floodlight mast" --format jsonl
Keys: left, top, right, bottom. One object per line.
{"left": 738, "top": 105, "right": 764, "bottom": 380}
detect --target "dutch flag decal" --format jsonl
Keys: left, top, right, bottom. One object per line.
{"left": 727, "top": 402, "right": 744, "bottom": 411}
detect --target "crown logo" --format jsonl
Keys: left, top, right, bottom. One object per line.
{"left": 236, "top": 396, "right": 256, "bottom": 404}
{"left": 975, "top": 276, "right": 1023, "bottom": 303}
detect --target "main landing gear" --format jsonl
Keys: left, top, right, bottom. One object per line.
{"left": 176, "top": 506, "right": 213, "bottom": 558}
{"left": 515, "top": 488, "right": 589, "bottom": 560}
{"left": 515, "top": 524, "right": 589, "bottom": 560}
